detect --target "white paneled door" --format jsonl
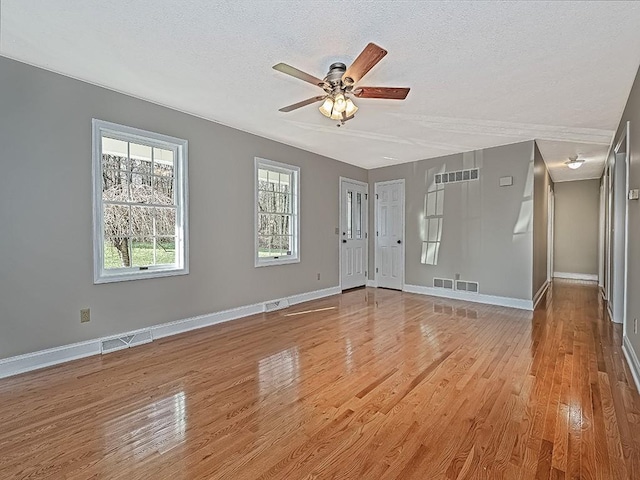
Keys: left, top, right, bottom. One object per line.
{"left": 375, "top": 180, "right": 404, "bottom": 290}
{"left": 340, "top": 179, "right": 368, "bottom": 290}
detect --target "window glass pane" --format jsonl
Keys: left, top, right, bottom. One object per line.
{"left": 347, "top": 191, "right": 353, "bottom": 239}
{"left": 153, "top": 176, "right": 174, "bottom": 204}
{"left": 258, "top": 191, "right": 275, "bottom": 213}
{"left": 258, "top": 236, "right": 271, "bottom": 257}
{"left": 130, "top": 206, "right": 154, "bottom": 238}
{"left": 102, "top": 137, "right": 128, "bottom": 159}
{"left": 102, "top": 168, "right": 128, "bottom": 200}
{"left": 278, "top": 172, "right": 291, "bottom": 193}
{"left": 265, "top": 170, "right": 277, "bottom": 191}
{"left": 131, "top": 238, "right": 154, "bottom": 267}
{"left": 281, "top": 236, "right": 292, "bottom": 255}
{"left": 155, "top": 207, "right": 176, "bottom": 235}
{"left": 102, "top": 153, "right": 127, "bottom": 171}
{"left": 275, "top": 193, "right": 291, "bottom": 214}
{"left": 156, "top": 237, "right": 176, "bottom": 265}
{"left": 279, "top": 214, "right": 291, "bottom": 236}
{"left": 129, "top": 173, "right": 153, "bottom": 203}
{"left": 153, "top": 148, "right": 174, "bottom": 177}
{"left": 130, "top": 142, "right": 152, "bottom": 163}
{"left": 355, "top": 192, "right": 362, "bottom": 239}
{"left": 269, "top": 216, "right": 280, "bottom": 237}
{"left": 258, "top": 214, "right": 269, "bottom": 237}
{"left": 104, "top": 237, "right": 130, "bottom": 269}
{"left": 270, "top": 235, "right": 281, "bottom": 256}
{"left": 258, "top": 169, "right": 270, "bottom": 191}
{"left": 103, "top": 204, "right": 130, "bottom": 238}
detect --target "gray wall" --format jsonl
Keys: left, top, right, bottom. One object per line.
{"left": 368, "top": 141, "right": 534, "bottom": 301}
{"left": 0, "top": 56, "right": 366, "bottom": 359}
{"left": 611, "top": 61, "right": 640, "bottom": 359}
{"left": 532, "top": 142, "right": 552, "bottom": 296}
{"left": 553, "top": 180, "right": 600, "bottom": 276}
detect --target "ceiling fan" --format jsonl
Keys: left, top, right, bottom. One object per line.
{"left": 565, "top": 155, "right": 585, "bottom": 170}
{"left": 273, "top": 43, "right": 410, "bottom": 125}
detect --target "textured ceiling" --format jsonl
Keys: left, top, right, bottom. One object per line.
{"left": 2, "top": 1, "right": 640, "bottom": 182}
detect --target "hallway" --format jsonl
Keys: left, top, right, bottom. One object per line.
{"left": 0, "top": 282, "right": 638, "bottom": 479}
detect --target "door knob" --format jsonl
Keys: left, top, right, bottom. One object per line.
{"left": 397, "top": 240, "right": 402, "bottom": 244}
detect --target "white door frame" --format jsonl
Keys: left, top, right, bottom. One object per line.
{"left": 339, "top": 177, "right": 369, "bottom": 290}
{"left": 613, "top": 122, "right": 630, "bottom": 330}
{"left": 606, "top": 160, "right": 614, "bottom": 304}
{"left": 547, "top": 185, "right": 554, "bottom": 283}
{"left": 374, "top": 179, "right": 406, "bottom": 290}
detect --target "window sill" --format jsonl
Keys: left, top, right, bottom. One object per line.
{"left": 255, "top": 257, "right": 300, "bottom": 268}
{"left": 94, "top": 267, "right": 189, "bottom": 284}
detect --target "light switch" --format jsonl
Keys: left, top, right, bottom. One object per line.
{"left": 629, "top": 189, "right": 639, "bottom": 200}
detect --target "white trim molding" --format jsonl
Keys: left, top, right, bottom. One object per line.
{"left": 366, "top": 279, "right": 377, "bottom": 287}
{"left": 0, "top": 286, "right": 340, "bottom": 380}
{"left": 403, "top": 284, "right": 533, "bottom": 311}
{"left": 0, "top": 340, "right": 102, "bottom": 380}
{"left": 553, "top": 272, "right": 598, "bottom": 282}
{"left": 622, "top": 336, "right": 640, "bottom": 393}
{"left": 533, "top": 281, "right": 550, "bottom": 310}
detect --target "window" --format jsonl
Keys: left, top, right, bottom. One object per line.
{"left": 255, "top": 158, "right": 300, "bottom": 266}
{"left": 92, "top": 119, "right": 188, "bottom": 283}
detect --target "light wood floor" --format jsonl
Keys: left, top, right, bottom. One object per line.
{"left": 1, "top": 282, "right": 639, "bottom": 479}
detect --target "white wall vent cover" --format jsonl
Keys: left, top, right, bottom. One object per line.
{"left": 455, "top": 280, "right": 479, "bottom": 293}
{"left": 101, "top": 329, "right": 153, "bottom": 354}
{"left": 435, "top": 168, "right": 479, "bottom": 185}
{"left": 264, "top": 298, "right": 290, "bottom": 312}
{"left": 434, "top": 278, "right": 454, "bottom": 289}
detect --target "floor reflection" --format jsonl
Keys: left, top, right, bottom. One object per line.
{"left": 258, "top": 347, "right": 300, "bottom": 397}
{"left": 105, "top": 391, "right": 187, "bottom": 460}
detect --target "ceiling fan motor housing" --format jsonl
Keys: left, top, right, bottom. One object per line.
{"left": 326, "top": 62, "right": 348, "bottom": 88}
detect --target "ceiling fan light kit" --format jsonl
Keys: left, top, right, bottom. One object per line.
{"left": 273, "top": 43, "right": 410, "bottom": 125}
{"left": 565, "top": 155, "right": 585, "bottom": 169}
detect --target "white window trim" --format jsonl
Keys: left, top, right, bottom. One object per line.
{"left": 254, "top": 157, "right": 300, "bottom": 267}
{"left": 92, "top": 119, "right": 189, "bottom": 283}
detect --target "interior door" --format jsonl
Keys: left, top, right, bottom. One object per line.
{"left": 375, "top": 180, "right": 404, "bottom": 290}
{"left": 340, "top": 179, "right": 368, "bottom": 290}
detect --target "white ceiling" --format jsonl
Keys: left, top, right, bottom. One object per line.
{"left": 2, "top": 1, "right": 640, "bottom": 182}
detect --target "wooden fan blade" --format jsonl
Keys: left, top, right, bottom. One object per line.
{"left": 343, "top": 43, "right": 388, "bottom": 84}
{"left": 278, "top": 96, "right": 326, "bottom": 112}
{"left": 354, "top": 87, "right": 410, "bottom": 100}
{"left": 273, "top": 63, "right": 325, "bottom": 87}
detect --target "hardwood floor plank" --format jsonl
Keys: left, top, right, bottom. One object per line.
{"left": 1, "top": 283, "right": 639, "bottom": 479}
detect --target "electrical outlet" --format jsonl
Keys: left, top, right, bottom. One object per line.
{"left": 80, "top": 308, "right": 91, "bottom": 323}
{"left": 317, "top": 273, "right": 321, "bottom": 280}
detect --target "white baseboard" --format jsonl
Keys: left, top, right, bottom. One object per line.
{"left": 403, "top": 284, "right": 533, "bottom": 311}
{"left": 0, "top": 340, "right": 102, "bottom": 380}
{"left": 553, "top": 272, "right": 598, "bottom": 282}
{"left": 150, "top": 302, "right": 265, "bottom": 340}
{"left": 623, "top": 336, "right": 640, "bottom": 393}
{"left": 533, "top": 281, "right": 550, "bottom": 310}
{"left": 366, "top": 280, "right": 377, "bottom": 287}
{"left": 288, "top": 286, "right": 341, "bottom": 306}
{"left": 0, "top": 286, "right": 341, "bottom": 380}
